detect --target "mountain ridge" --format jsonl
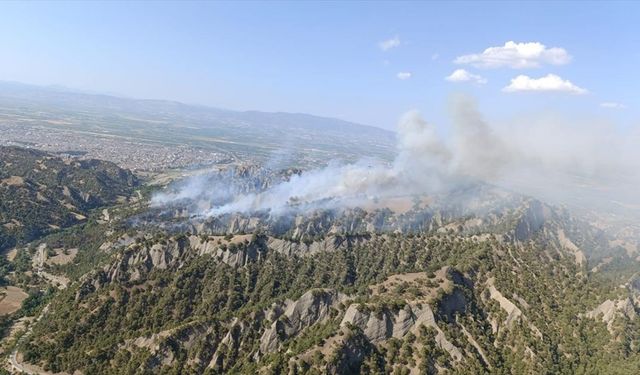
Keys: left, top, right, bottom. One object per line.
{"left": 2, "top": 151, "right": 640, "bottom": 374}
{"left": 0, "top": 80, "right": 394, "bottom": 137}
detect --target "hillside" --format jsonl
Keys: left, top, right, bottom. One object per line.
{"left": 7, "top": 167, "right": 640, "bottom": 375}
{"left": 0, "top": 146, "right": 139, "bottom": 251}
{"left": 18, "top": 223, "right": 640, "bottom": 374}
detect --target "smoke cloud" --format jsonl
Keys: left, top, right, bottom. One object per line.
{"left": 152, "top": 96, "right": 640, "bottom": 220}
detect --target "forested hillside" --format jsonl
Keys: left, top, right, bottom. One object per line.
{"left": 14, "top": 180, "right": 640, "bottom": 375}
{"left": 20, "top": 229, "right": 640, "bottom": 374}
{"left": 0, "top": 146, "right": 139, "bottom": 251}
{"left": 2, "top": 154, "right": 640, "bottom": 375}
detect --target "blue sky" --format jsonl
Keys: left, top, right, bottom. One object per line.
{"left": 0, "top": 1, "right": 638, "bottom": 130}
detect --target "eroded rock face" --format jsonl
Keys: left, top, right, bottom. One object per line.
{"left": 485, "top": 279, "right": 543, "bottom": 339}
{"left": 487, "top": 284, "right": 522, "bottom": 328}
{"left": 325, "top": 328, "right": 375, "bottom": 375}
{"left": 32, "top": 243, "right": 48, "bottom": 269}
{"left": 115, "top": 237, "right": 189, "bottom": 281}
{"left": 557, "top": 229, "right": 587, "bottom": 266}
{"left": 75, "top": 233, "right": 372, "bottom": 302}
{"left": 340, "top": 303, "right": 463, "bottom": 361}
{"left": 514, "top": 200, "right": 551, "bottom": 242}
{"left": 192, "top": 206, "right": 437, "bottom": 241}
{"left": 77, "top": 235, "right": 271, "bottom": 299}
{"left": 208, "top": 319, "right": 247, "bottom": 370}
{"left": 629, "top": 275, "right": 640, "bottom": 293}
{"left": 189, "top": 235, "right": 268, "bottom": 267}
{"left": 438, "top": 288, "right": 468, "bottom": 322}
{"left": 341, "top": 305, "right": 391, "bottom": 343}
{"left": 259, "top": 289, "right": 347, "bottom": 354}
{"left": 121, "top": 322, "right": 212, "bottom": 371}
{"left": 586, "top": 298, "right": 638, "bottom": 333}
{"left": 266, "top": 235, "right": 370, "bottom": 257}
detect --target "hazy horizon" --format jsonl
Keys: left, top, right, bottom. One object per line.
{"left": 0, "top": 79, "right": 395, "bottom": 132}
{"left": 1, "top": 1, "right": 638, "bottom": 131}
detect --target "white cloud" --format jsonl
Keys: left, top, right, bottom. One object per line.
{"left": 445, "top": 69, "right": 487, "bottom": 84}
{"left": 503, "top": 74, "right": 587, "bottom": 94}
{"left": 431, "top": 53, "right": 440, "bottom": 61}
{"left": 455, "top": 41, "right": 572, "bottom": 69}
{"left": 379, "top": 36, "right": 401, "bottom": 51}
{"left": 397, "top": 72, "right": 412, "bottom": 80}
{"left": 600, "top": 102, "right": 626, "bottom": 109}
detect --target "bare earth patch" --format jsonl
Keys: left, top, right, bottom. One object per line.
{"left": 0, "top": 286, "right": 28, "bottom": 315}
{"left": 46, "top": 248, "right": 78, "bottom": 266}
{"left": 3, "top": 219, "right": 23, "bottom": 230}
{"left": 5, "top": 248, "right": 18, "bottom": 261}
{"left": 360, "top": 195, "right": 432, "bottom": 214}
{"left": 0, "top": 175, "right": 25, "bottom": 186}
{"left": 71, "top": 212, "right": 87, "bottom": 220}
{"left": 206, "top": 234, "right": 254, "bottom": 245}
{"left": 370, "top": 267, "right": 451, "bottom": 302}
{"left": 39, "top": 271, "right": 70, "bottom": 289}
{"left": 14, "top": 352, "right": 73, "bottom": 375}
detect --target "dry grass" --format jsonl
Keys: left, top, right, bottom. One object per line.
{"left": 46, "top": 248, "right": 78, "bottom": 266}
{"left": 5, "top": 248, "right": 18, "bottom": 261}
{"left": 369, "top": 267, "right": 451, "bottom": 302}
{"left": 360, "top": 195, "right": 432, "bottom": 214}
{"left": 206, "top": 234, "right": 254, "bottom": 245}
{"left": 0, "top": 176, "right": 25, "bottom": 186}
{"left": 0, "top": 286, "right": 28, "bottom": 315}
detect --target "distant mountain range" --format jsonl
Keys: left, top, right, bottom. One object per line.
{"left": 0, "top": 81, "right": 396, "bottom": 165}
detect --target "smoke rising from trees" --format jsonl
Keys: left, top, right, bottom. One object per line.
{"left": 153, "top": 96, "right": 640, "bottom": 219}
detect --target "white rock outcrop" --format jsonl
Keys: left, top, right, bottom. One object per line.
{"left": 259, "top": 289, "right": 347, "bottom": 354}
{"left": 340, "top": 303, "right": 463, "bottom": 361}
{"left": 585, "top": 298, "right": 637, "bottom": 333}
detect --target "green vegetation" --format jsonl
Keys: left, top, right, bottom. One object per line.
{"left": 1, "top": 146, "right": 640, "bottom": 374}
{"left": 19, "top": 231, "right": 640, "bottom": 374}
{"left": 0, "top": 146, "right": 139, "bottom": 251}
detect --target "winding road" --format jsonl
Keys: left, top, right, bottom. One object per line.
{"left": 6, "top": 304, "right": 50, "bottom": 374}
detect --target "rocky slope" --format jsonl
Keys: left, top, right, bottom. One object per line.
{"left": 7, "top": 165, "right": 640, "bottom": 374}
{"left": 18, "top": 215, "right": 640, "bottom": 374}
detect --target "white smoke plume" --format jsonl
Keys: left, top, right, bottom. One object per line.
{"left": 152, "top": 96, "right": 640, "bottom": 220}
{"left": 152, "top": 106, "right": 462, "bottom": 216}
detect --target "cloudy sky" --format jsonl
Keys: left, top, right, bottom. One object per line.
{"left": 0, "top": 1, "right": 638, "bottom": 130}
